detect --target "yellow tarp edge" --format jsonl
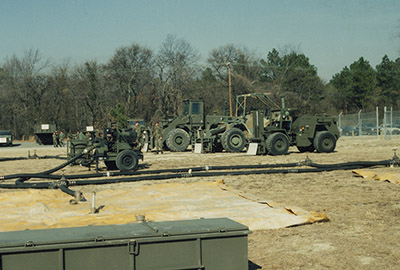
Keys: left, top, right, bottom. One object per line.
{"left": 0, "top": 181, "right": 328, "bottom": 232}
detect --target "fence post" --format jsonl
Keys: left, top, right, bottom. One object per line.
{"left": 384, "top": 106, "right": 390, "bottom": 140}
{"left": 376, "top": 107, "right": 379, "bottom": 138}
{"left": 358, "top": 110, "right": 362, "bottom": 136}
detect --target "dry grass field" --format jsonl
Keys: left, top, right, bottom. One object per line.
{"left": 1, "top": 136, "right": 400, "bottom": 269}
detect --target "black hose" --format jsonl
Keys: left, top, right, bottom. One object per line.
{"left": 2, "top": 159, "right": 392, "bottom": 182}
{"left": 0, "top": 155, "right": 67, "bottom": 162}
{"left": 1, "top": 162, "right": 302, "bottom": 181}
{"left": 0, "top": 182, "right": 52, "bottom": 189}
{"left": 0, "top": 157, "right": 28, "bottom": 162}
{"left": 14, "top": 151, "right": 85, "bottom": 185}
{"left": 63, "top": 164, "right": 375, "bottom": 186}
{"left": 0, "top": 163, "right": 368, "bottom": 190}
{"left": 0, "top": 157, "right": 396, "bottom": 201}
{"left": 59, "top": 184, "right": 77, "bottom": 197}
{"left": 308, "top": 160, "right": 391, "bottom": 168}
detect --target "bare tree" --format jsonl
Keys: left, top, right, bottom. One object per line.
{"left": 207, "top": 44, "right": 263, "bottom": 112}
{"left": 105, "top": 43, "right": 155, "bottom": 117}
{"left": 1, "top": 49, "right": 51, "bottom": 138}
{"left": 155, "top": 35, "right": 200, "bottom": 118}
{"left": 71, "top": 61, "right": 107, "bottom": 128}
{"left": 207, "top": 44, "right": 240, "bottom": 81}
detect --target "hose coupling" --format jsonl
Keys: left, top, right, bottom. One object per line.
{"left": 391, "top": 148, "right": 399, "bottom": 167}
{"left": 299, "top": 156, "right": 312, "bottom": 166}
{"left": 74, "top": 191, "right": 85, "bottom": 202}
{"left": 69, "top": 190, "right": 85, "bottom": 205}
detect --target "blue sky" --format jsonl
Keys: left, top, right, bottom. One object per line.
{"left": 1, "top": 0, "right": 399, "bottom": 80}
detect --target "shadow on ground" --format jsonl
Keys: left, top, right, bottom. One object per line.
{"left": 249, "top": 260, "right": 262, "bottom": 269}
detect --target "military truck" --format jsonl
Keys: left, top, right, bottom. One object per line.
{"left": 68, "top": 123, "right": 143, "bottom": 171}
{"left": 0, "top": 130, "right": 13, "bottom": 146}
{"left": 156, "top": 100, "right": 249, "bottom": 153}
{"left": 237, "top": 93, "right": 340, "bottom": 155}
{"left": 34, "top": 123, "right": 57, "bottom": 145}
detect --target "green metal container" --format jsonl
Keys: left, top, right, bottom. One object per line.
{"left": 0, "top": 218, "right": 250, "bottom": 270}
{"left": 34, "top": 124, "right": 57, "bottom": 145}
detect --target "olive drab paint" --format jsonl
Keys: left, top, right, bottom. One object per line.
{"left": 0, "top": 218, "right": 250, "bottom": 270}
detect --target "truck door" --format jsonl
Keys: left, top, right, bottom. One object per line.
{"left": 190, "top": 102, "right": 203, "bottom": 125}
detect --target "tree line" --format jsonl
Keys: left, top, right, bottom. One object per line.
{"left": 0, "top": 35, "right": 399, "bottom": 139}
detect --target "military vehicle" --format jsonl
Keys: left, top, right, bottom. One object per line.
{"left": 0, "top": 130, "right": 13, "bottom": 146}
{"left": 34, "top": 123, "right": 57, "bottom": 145}
{"left": 156, "top": 100, "right": 248, "bottom": 153}
{"left": 237, "top": 93, "right": 340, "bottom": 155}
{"left": 67, "top": 123, "right": 143, "bottom": 171}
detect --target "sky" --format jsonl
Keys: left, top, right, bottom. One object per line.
{"left": 1, "top": 0, "right": 399, "bottom": 80}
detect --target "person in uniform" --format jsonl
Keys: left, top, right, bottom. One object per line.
{"left": 58, "top": 130, "right": 65, "bottom": 147}
{"left": 77, "top": 130, "right": 86, "bottom": 140}
{"left": 85, "top": 131, "right": 93, "bottom": 145}
{"left": 52, "top": 131, "right": 58, "bottom": 147}
{"left": 153, "top": 121, "right": 163, "bottom": 154}
{"left": 133, "top": 121, "right": 143, "bottom": 150}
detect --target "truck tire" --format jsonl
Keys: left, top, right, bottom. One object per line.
{"left": 313, "top": 131, "right": 336, "bottom": 153}
{"left": 266, "top": 133, "right": 289, "bottom": 155}
{"left": 116, "top": 150, "right": 139, "bottom": 171}
{"left": 166, "top": 128, "right": 190, "bottom": 152}
{"left": 297, "top": 145, "right": 315, "bottom": 153}
{"left": 221, "top": 128, "right": 246, "bottom": 152}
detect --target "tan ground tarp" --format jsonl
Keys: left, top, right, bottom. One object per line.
{"left": 0, "top": 181, "right": 328, "bottom": 232}
{"left": 353, "top": 169, "right": 400, "bottom": 184}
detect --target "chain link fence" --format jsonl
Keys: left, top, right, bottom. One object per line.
{"left": 338, "top": 107, "right": 400, "bottom": 139}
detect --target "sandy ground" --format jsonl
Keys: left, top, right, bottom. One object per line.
{"left": 1, "top": 136, "right": 400, "bottom": 269}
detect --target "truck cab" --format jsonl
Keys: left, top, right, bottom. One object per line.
{"left": 182, "top": 100, "right": 204, "bottom": 125}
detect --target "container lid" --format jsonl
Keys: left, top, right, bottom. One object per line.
{"left": 0, "top": 218, "right": 249, "bottom": 249}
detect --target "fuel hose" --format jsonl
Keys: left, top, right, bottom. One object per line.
{"left": 0, "top": 157, "right": 397, "bottom": 200}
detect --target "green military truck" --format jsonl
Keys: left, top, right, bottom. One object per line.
{"left": 237, "top": 93, "right": 340, "bottom": 155}
{"left": 34, "top": 123, "right": 57, "bottom": 145}
{"left": 156, "top": 100, "right": 249, "bottom": 153}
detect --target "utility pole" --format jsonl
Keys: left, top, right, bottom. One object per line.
{"left": 226, "top": 62, "right": 232, "bottom": 116}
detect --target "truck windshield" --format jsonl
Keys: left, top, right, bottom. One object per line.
{"left": 0, "top": 130, "right": 11, "bottom": 136}
{"left": 183, "top": 101, "right": 190, "bottom": 115}
{"left": 192, "top": 103, "right": 200, "bottom": 114}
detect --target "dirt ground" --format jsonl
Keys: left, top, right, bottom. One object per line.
{"left": 1, "top": 136, "right": 400, "bottom": 269}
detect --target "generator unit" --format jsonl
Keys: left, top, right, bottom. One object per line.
{"left": 67, "top": 123, "right": 143, "bottom": 171}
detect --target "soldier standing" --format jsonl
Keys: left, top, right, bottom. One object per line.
{"left": 52, "top": 131, "right": 58, "bottom": 147}
{"left": 153, "top": 121, "right": 163, "bottom": 154}
{"left": 58, "top": 130, "right": 65, "bottom": 147}
{"left": 133, "top": 121, "right": 143, "bottom": 149}
{"left": 77, "top": 130, "right": 86, "bottom": 140}
{"left": 85, "top": 131, "right": 92, "bottom": 145}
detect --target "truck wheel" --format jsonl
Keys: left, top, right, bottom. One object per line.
{"left": 266, "top": 133, "right": 289, "bottom": 155}
{"left": 313, "top": 131, "right": 336, "bottom": 153}
{"left": 297, "top": 145, "right": 315, "bottom": 153}
{"left": 104, "top": 160, "right": 117, "bottom": 170}
{"left": 166, "top": 128, "right": 190, "bottom": 152}
{"left": 116, "top": 150, "right": 139, "bottom": 171}
{"left": 221, "top": 128, "right": 246, "bottom": 152}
